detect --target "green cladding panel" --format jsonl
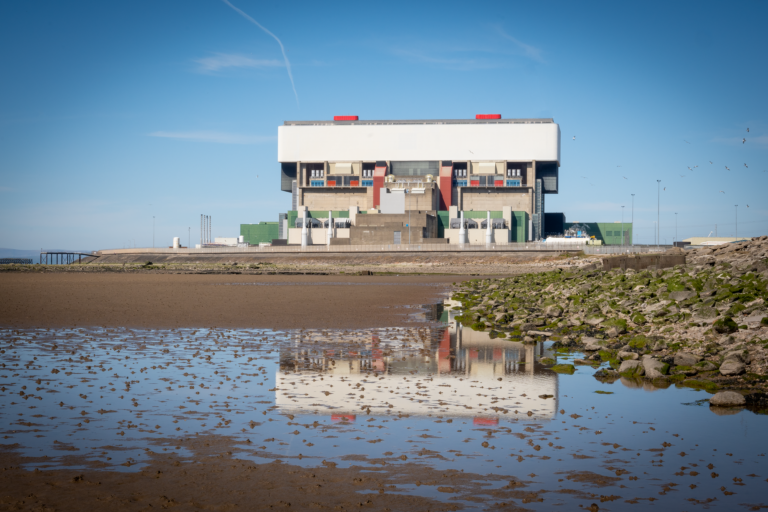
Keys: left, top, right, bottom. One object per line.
{"left": 564, "top": 222, "right": 633, "bottom": 245}
{"left": 240, "top": 222, "right": 279, "bottom": 245}
{"left": 511, "top": 211, "right": 529, "bottom": 242}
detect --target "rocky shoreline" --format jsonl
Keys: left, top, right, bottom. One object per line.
{"left": 451, "top": 236, "right": 768, "bottom": 403}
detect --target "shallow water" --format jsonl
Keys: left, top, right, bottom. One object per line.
{"left": 1, "top": 302, "right": 767, "bottom": 510}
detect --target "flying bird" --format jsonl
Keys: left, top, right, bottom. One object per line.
{"left": 743, "top": 138, "right": 746, "bottom": 144}
{"left": 709, "top": 161, "right": 713, "bottom": 164}
{"left": 573, "top": 136, "right": 576, "bottom": 140}
{"left": 623, "top": 176, "right": 628, "bottom": 179}
{"left": 687, "top": 166, "right": 692, "bottom": 170}
{"left": 747, "top": 128, "right": 749, "bottom": 132}
{"left": 746, "top": 204, "right": 750, "bottom": 208}
{"left": 720, "top": 190, "right": 725, "bottom": 194}
{"left": 663, "top": 187, "right": 667, "bottom": 191}
{"left": 684, "top": 140, "right": 690, "bottom": 144}
{"left": 581, "top": 176, "right": 587, "bottom": 179}
{"left": 744, "top": 163, "right": 748, "bottom": 168}
{"left": 680, "top": 175, "right": 685, "bottom": 177}
{"left": 725, "top": 166, "right": 730, "bottom": 171}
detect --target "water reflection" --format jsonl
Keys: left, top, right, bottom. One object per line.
{"left": 276, "top": 301, "right": 558, "bottom": 420}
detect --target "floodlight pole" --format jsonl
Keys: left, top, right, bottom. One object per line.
{"left": 631, "top": 194, "right": 635, "bottom": 246}
{"left": 656, "top": 180, "right": 661, "bottom": 247}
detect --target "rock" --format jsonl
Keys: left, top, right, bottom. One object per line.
{"left": 631, "top": 313, "right": 647, "bottom": 325}
{"left": 527, "top": 331, "right": 553, "bottom": 337}
{"left": 674, "top": 352, "right": 702, "bottom": 367}
{"left": 719, "top": 360, "right": 745, "bottom": 376}
{"left": 618, "top": 351, "right": 639, "bottom": 360}
{"left": 723, "top": 350, "right": 751, "bottom": 364}
{"left": 670, "top": 290, "right": 697, "bottom": 301}
{"left": 582, "top": 337, "right": 603, "bottom": 351}
{"left": 619, "top": 360, "right": 644, "bottom": 376}
{"left": 642, "top": 356, "right": 670, "bottom": 378}
{"left": 709, "top": 391, "right": 746, "bottom": 407}
{"left": 544, "top": 305, "right": 563, "bottom": 318}
{"left": 522, "top": 336, "right": 535, "bottom": 343}
{"left": 584, "top": 316, "right": 604, "bottom": 326}
{"left": 713, "top": 317, "right": 739, "bottom": 334}
{"left": 695, "top": 361, "right": 718, "bottom": 372}
{"left": 567, "top": 316, "right": 583, "bottom": 327}
{"left": 605, "top": 327, "right": 620, "bottom": 338}
{"left": 651, "top": 341, "right": 667, "bottom": 351}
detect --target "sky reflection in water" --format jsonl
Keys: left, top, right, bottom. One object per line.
{"left": 1, "top": 301, "right": 766, "bottom": 510}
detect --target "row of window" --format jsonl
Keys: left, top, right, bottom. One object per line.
{"left": 606, "top": 231, "right": 629, "bottom": 237}
{"left": 451, "top": 179, "right": 522, "bottom": 187}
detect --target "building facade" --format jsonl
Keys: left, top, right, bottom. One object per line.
{"left": 276, "top": 115, "right": 562, "bottom": 245}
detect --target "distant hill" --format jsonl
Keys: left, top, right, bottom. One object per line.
{"left": 0, "top": 248, "right": 42, "bottom": 260}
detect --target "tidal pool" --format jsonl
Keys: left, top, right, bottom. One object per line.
{"left": 1, "top": 302, "right": 766, "bottom": 510}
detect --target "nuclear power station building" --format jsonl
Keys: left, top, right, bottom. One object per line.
{"left": 267, "top": 115, "right": 562, "bottom": 246}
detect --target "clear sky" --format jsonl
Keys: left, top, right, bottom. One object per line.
{"left": 1, "top": 0, "right": 766, "bottom": 250}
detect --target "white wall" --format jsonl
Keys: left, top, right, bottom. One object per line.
{"left": 279, "top": 123, "right": 560, "bottom": 163}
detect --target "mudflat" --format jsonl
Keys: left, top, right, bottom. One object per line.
{"left": 0, "top": 273, "right": 470, "bottom": 329}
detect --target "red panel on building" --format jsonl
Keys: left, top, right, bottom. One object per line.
{"left": 473, "top": 417, "right": 499, "bottom": 426}
{"left": 334, "top": 115, "right": 359, "bottom": 121}
{"left": 475, "top": 114, "right": 501, "bottom": 120}
{"left": 373, "top": 163, "right": 387, "bottom": 208}
{"left": 439, "top": 164, "right": 453, "bottom": 210}
{"left": 470, "top": 179, "right": 480, "bottom": 187}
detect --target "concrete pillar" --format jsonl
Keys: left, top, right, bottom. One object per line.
{"left": 485, "top": 210, "right": 493, "bottom": 245}
{"left": 449, "top": 205, "right": 458, "bottom": 219}
{"left": 327, "top": 210, "right": 333, "bottom": 246}
{"left": 503, "top": 206, "right": 513, "bottom": 243}
{"left": 301, "top": 210, "right": 308, "bottom": 247}
{"left": 458, "top": 211, "right": 467, "bottom": 246}
{"left": 349, "top": 206, "right": 358, "bottom": 226}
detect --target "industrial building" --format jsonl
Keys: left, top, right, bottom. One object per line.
{"left": 239, "top": 114, "right": 631, "bottom": 246}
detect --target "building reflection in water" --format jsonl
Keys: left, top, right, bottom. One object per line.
{"left": 276, "top": 300, "right": 559, "bottom": 423}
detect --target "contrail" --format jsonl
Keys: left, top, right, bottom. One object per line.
{"left": 221, "top": 0, "right": 298, "bottom": 107}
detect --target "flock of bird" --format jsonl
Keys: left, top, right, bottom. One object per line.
{"left": 573, "top": 127, "right": 764, "bottom": 202}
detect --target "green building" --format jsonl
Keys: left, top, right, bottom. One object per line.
{"left": 240, "top": 222, "right": 279, "bottom": 245}
{"left": 564, "top": 222, "right": 633, "bottom": 245}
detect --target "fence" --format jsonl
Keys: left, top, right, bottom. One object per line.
{"left": 97, "top": 243, "right": 673, "bottom": 256}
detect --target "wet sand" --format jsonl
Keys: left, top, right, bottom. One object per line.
{"left": 0, "top": 437, "right": 472, "bottom": 512}
{"left": 0, "top": 273, "right": 470, "bottom": 329}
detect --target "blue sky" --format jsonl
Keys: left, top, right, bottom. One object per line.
{"left": 1, "top": 0, "right": 766, "bottom": 249}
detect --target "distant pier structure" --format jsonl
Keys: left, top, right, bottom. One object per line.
{"left": 39, "top": 250, "right": 96, "bottom": 265}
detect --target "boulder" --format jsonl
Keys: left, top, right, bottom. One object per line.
{"left": 618, "top": 351, "right": 639, "bottom": 360}
{"left": 642, "top": 356, "right": 670, "bottom": 378}
{"left": 670, "top": 290, "right": 697, "bottom": 301}
{"left": 719, "top": 360, "right": 745, "bottom": 376}
{"left": 544, "top": 305, "right": 563, "bottom": 318}
{"left": 674, "top": 352, "right": 702, "bottom": 367}
{"left": 713, "top": 317, "right": 739, "bottom": 334}
{"left": 584, "top": 315, "right": 605, "bottom": 326}
{"left": 722, "top": 350, "right": 751, "bottom": 364}
{"left": 709, "top": 391, "right": 746, "bottom": 407}
{"left": 582, "top": 337, "right": 604, "bottom": 351}
{"left": 567, "top": 316, "right": 583, "bottom": 327}
{"left": 695, "top": 361, "right": 718, "bottom": 372}
{"left": 619, "top": 360, "right": 644, "bottom": 376}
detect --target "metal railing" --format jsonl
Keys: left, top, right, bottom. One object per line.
{"left": 96, "top": 242, "right": 670, "bottom": 255}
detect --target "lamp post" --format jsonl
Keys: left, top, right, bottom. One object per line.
{"left": 631, "top": 194, "right": 635, "bottom": 246}
{"left": 675, "top": 213, "right": 678, "bottom": 244}
{"left": 656, "top": 180, "right": 661, "bottom": 247}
